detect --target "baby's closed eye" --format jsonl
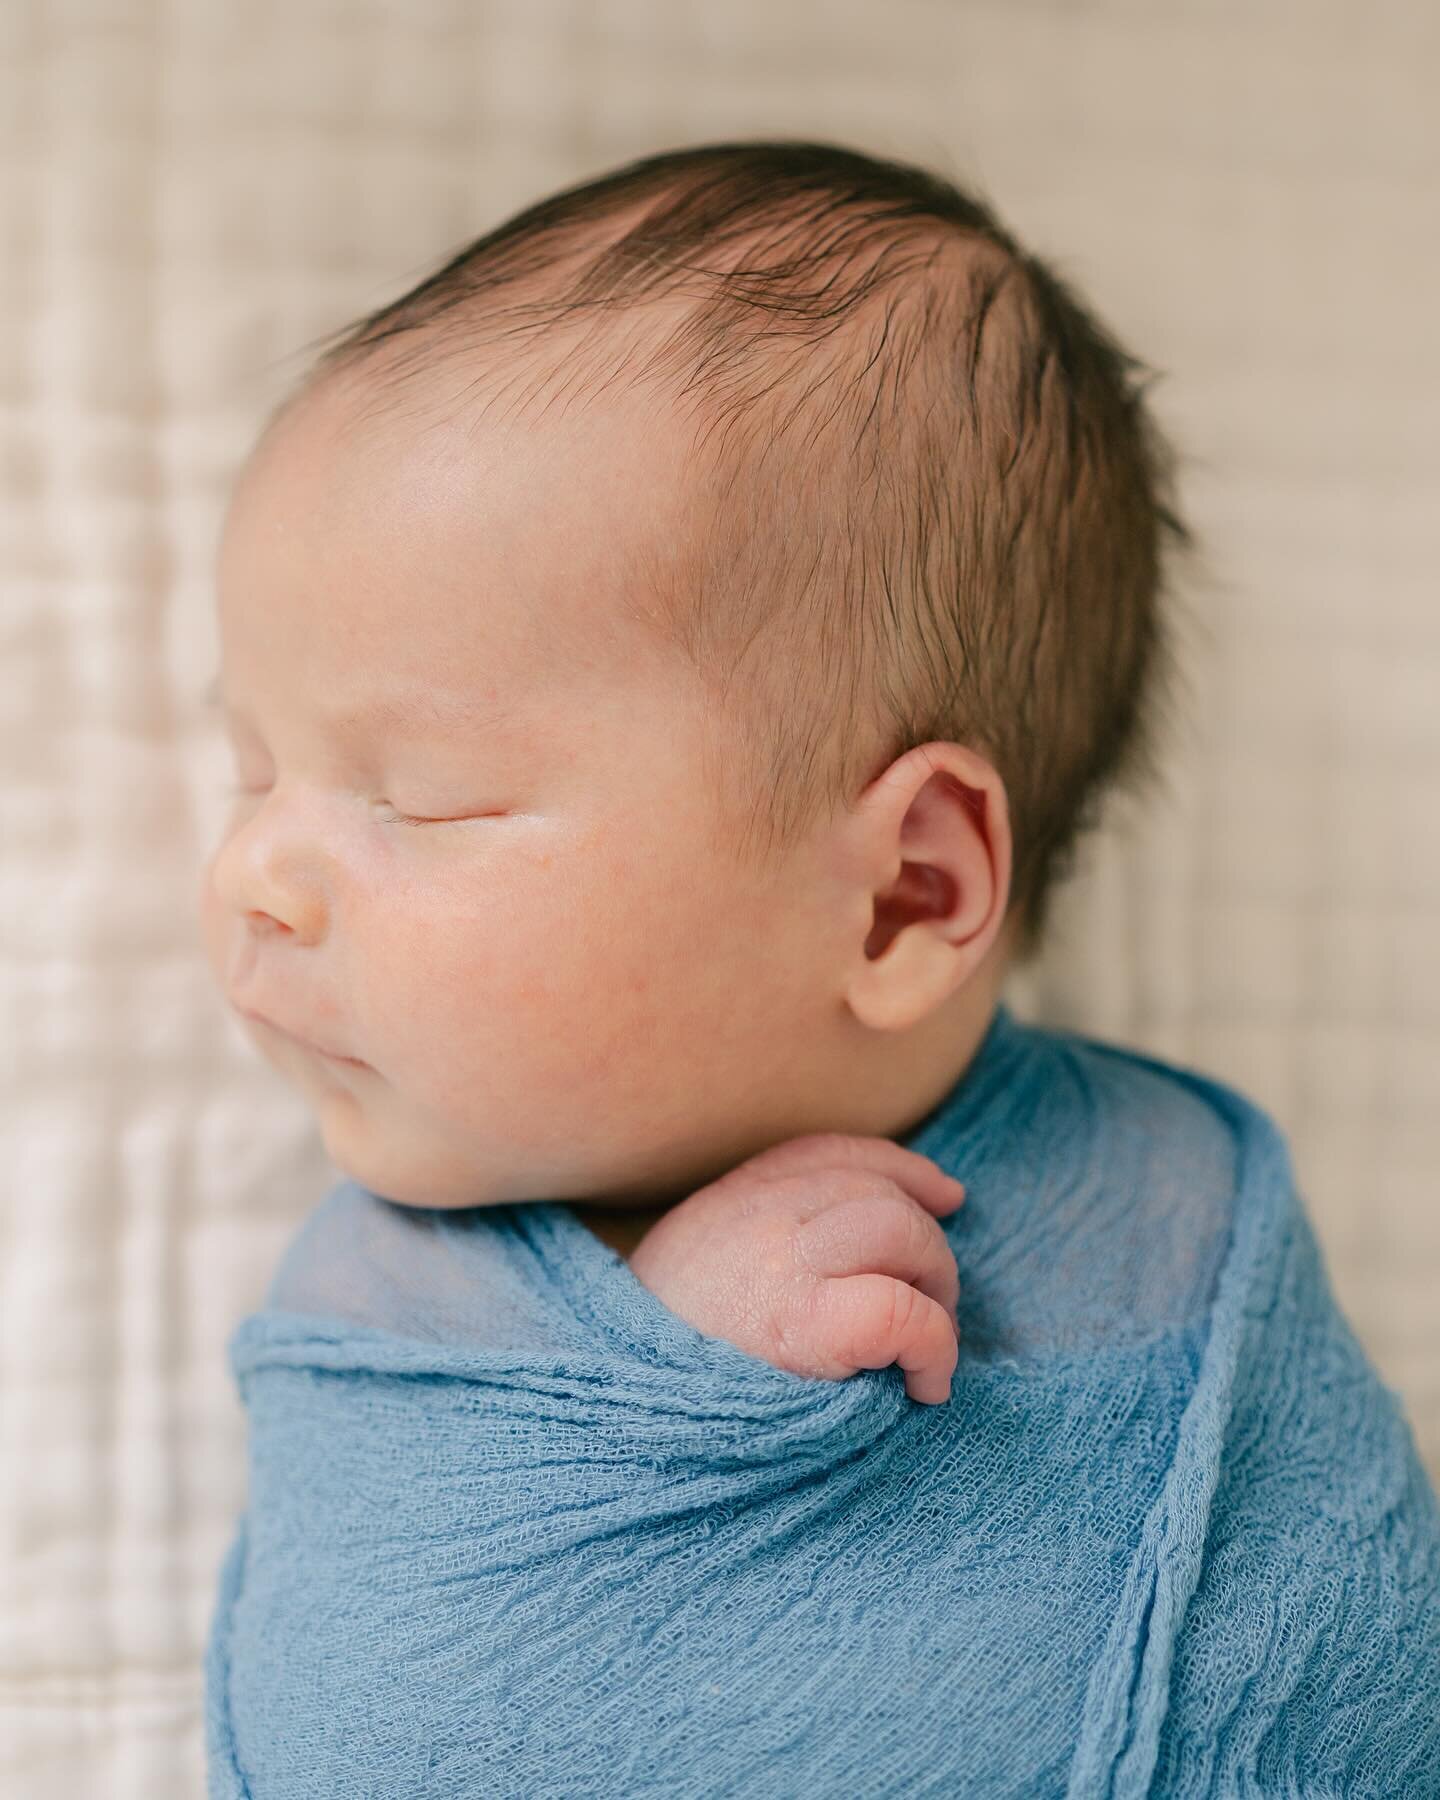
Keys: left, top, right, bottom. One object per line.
{"left": 222, "top": 781, "right": 498, "bottom": 828}
{"left": 371, "top": 801, "right": 482, "bottom": 827}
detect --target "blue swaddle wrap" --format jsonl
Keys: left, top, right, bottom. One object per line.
{"left": 204, "top": 1003, "right": 1440, "bottom": 1797}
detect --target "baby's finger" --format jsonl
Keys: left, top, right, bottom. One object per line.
{"left": 808, "top": 1273, "right": 960, "bottom": 1405}
{"left": 795, "top": 1189, "right": 961, "bottom": 1329}
{"left": 731, "top": 1132, "right": 967, "bottom": 1219}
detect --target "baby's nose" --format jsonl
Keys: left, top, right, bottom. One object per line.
{"left": 246, "top": 910, "right": 296, "bottom": 938}
{"left": 207, "top": 819, "right": 329, "bottom": 948}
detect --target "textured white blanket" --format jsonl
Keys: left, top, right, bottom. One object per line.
{"left": 4, "top": 4, "right": 1437, "bottom": 1794}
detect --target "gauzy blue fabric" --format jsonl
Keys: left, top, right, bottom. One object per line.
{"left": 204, "top": 1003, "right": 1440, "bottom": 1797}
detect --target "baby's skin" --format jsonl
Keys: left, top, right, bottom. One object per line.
{"left": 626, "top": 1133, "right": 968, "bottom": 1405}
{"left": 200, "top": 352, "right": 1014, "bottom": 1418}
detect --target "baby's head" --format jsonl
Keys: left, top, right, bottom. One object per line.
{"left": 200, "top": 140, "right": 1192, "bottom": 1210}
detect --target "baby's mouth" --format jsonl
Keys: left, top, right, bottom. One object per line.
{"left": 238, "top": 1006, "right": 369, "bottom": 1068}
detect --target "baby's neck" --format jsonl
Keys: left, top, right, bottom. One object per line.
{"left": 573, "top": 1202, "right": 666, "bottom": 1263}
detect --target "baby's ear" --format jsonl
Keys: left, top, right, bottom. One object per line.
{"left": 841, "top": 743, "right": 1011, "bottom": 1033}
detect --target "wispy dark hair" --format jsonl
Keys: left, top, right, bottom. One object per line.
{"left": 276, "top": 138, "right": 1199, "bottom": 964}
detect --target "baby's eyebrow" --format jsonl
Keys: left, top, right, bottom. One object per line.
{"left": 200, "top": 672, "right": 514, "bottom": 737}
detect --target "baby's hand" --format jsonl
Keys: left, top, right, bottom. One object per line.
{"left": 627, "top": 1134, "right": 968, "bottom": 1404}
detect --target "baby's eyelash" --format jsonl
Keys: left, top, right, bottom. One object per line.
{"left": 223, "top": 784, "right": 447, "bottom": 828}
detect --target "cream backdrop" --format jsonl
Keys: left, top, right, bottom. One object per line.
{"left": 3, "top": 2, "right": 1437, "bottom": 1792}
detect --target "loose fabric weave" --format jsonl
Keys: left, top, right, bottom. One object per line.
{"left": 204, "top": 1004, "right": 1440, "bottom": 1797}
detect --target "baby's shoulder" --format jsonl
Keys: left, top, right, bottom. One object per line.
{"left": 1058, "top": 1026, "right": 1253, "bottom": 1221}
{"left": 961, "top": 1025, "right": 1264, "bottom": 1357}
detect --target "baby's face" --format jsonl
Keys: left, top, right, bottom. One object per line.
{"left": 199, "top": 366, "right": 853, "bottom": 1210}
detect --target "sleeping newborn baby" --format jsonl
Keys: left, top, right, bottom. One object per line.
{"left": 201, "top": 160, "right": 1033, "bottom": 1406}
{"left": 202, "top": 290, "right": 987, "bottom": 1398}
{"left": 200, "top": 142, "right": 1440, "bottom": 1798}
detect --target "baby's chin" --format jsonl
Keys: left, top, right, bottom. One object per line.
{"left": 311, "top": 1095, "right": 534, "bottom": 1212}
{"left": 306, "top": 1069, "right": 703, "bottom": 1214}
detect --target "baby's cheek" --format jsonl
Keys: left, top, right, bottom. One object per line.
{"left": 369, "top": 822, "right": 754, "bottom": 1176}
{"left": 370, "top": 865, "right": 640, "bottom": 1107}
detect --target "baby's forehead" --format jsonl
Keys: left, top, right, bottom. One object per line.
{"left": 224, "top": 359, "right": 712, "bottom": 701}
{"left": 237, "top": 271, "right": 916, "bottom": 684}
{"left": 256, "top": 341, "right": 702, "bottom": 510}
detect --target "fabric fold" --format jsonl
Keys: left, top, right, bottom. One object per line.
{"left": 205, "top": 1005, "right": 1440, "bottom": 1798}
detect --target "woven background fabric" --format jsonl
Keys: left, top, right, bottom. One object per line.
{"left": 2, "top": 2, "right": 1436, "bottom": 1792}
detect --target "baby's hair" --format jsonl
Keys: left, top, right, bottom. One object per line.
{"left": 274, "top": 139, "right": 1200, "bottom": 964}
